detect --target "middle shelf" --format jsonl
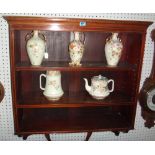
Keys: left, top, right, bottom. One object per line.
{"left": 15, "top": 69, "right": 137, "bottom": 108}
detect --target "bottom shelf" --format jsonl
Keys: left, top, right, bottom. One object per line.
{"left": 18, "top": 106, "right": 133, "bottom": 133}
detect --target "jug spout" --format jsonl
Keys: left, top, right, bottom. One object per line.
{"left": 83, "top": 78, "right": 91, "bottom": 93}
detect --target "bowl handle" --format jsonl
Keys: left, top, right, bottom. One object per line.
{"left": 108, "top": 79, "right": 114, "bottom": 93}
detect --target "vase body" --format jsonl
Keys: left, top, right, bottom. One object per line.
{"left": 105, "top": 33, "right": 123, "bottom": 66}
{"left": 40, "top": 71, "right": 64, "bottom": 101}
{"left": 84, "top": 75, "right": 114, "bottom": 100}
{"left": 69, "top": 32, "right": 84, "bottom": 66}
{"left": 26, "top": 30, "right": 46, "bottom": 66}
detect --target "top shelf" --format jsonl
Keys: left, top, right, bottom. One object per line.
{"left": 15, "top": 61, "right": 137, "bottom": 72}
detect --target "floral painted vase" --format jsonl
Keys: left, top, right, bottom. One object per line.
{"left": 40, "top": 70, "right": 64, "bottom": 101}
{"left": 105, "top": 33, "right": 123, "bottom": 66}
{"left": 69, "top": 32, "right": 85, "bottom": 66}
{"left": 26, "top": 30, "right": 46, "bottom": 66}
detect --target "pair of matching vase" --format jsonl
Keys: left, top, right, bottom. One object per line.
{"left": 26, "top": 30, "right": 123, "bottom": 67}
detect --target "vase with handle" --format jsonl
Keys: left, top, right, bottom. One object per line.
{"left": 40, "top": 70, "right": 64, "bottom": 101}
{"left": 105, "top": 33, "right": 123, "bottom": 66}
{"left": 26, "top": 30, "right": 46, "bottom": 66}
{"left": 69, "top": 32, "right": 85, "bottom": 66}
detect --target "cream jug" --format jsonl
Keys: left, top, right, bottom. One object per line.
{"left": 39, "top": 70, "right": 64, "bottom": 101}
{"left": 84, "top": 75, "right": 114, "bottom": 100}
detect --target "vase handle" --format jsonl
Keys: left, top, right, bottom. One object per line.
{"left": 39, "top": 74, "right": 46, "bottom": 91}
{"left": 38, "top": 32, "right": 46, "bottom": 42}
{"left": 80, "top": 32, "right": 86, "bottom": 44}
{"left": 108, "top": 79, "right": 114, "bottom": 93}
{"left": 25, "top": 31, "right": 46, "bottom": 42}
{"left": 25, "top": 31, "right": 33, "bottom": 41}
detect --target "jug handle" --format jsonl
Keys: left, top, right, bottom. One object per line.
{"left": 108, "top": 79, "right": 114, "bottom": 93}
{"left": 40, "top": 74, "right": 46, "bottom": 90}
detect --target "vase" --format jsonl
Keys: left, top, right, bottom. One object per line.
{"left": 69, "top": 32, "right": 85, "bottom": 66}
{"left": 26, "top": 30, "right": 46, "bottom": 66}
{"left": 39, "top": 70, "right": 64, "bottom": 101}
{"left": 105, "top": 33, "right": 123, "bottom": 66}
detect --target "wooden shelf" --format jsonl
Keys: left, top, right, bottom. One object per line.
{"left": 15, "top": 61, "right": 136, "bottom": 72}
{"left": 19, "top": 107, "right": 132, "bottom": 133}
{"left": 17, "top": 91, "right": 134, "bottom": 108}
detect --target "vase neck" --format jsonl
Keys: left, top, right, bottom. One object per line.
{"left": 33, "top": 30, "right": 39, "bottom": 38}
{"left": 74, "top": 32, "right": 80, "bottom": 41}
{"left": 112, "top": 33, "right": 118, "bottom": 41}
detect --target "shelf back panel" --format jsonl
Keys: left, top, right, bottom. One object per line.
{"left": 18, "top": 106, "right": 133, "bottom": 133}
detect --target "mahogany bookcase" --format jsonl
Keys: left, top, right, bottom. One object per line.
{"left": 4, "top": 16, "right": 152, "bottom": 140}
